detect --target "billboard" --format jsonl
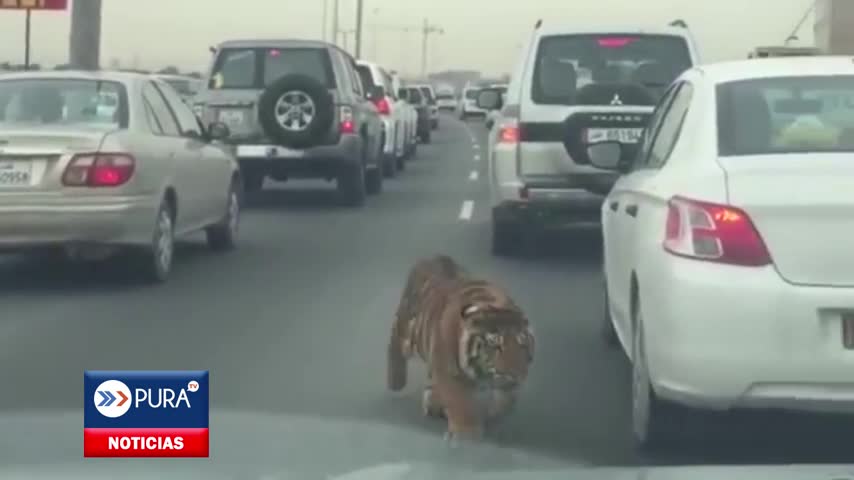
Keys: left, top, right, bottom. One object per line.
{"left": 0, "top": 0, "right": 68, "bottom": 9}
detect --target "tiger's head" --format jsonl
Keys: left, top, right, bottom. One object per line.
{"left": 457, "top": 301, "right": 534, "bottom": 389}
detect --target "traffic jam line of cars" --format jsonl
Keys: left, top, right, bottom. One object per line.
{"left": 0, "top": 38, "right": 442, "bottom": 284}
{"left": 466, "top": 20, "right": 854, "bottom": 451}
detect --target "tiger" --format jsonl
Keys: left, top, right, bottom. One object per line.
{"left": 387, "top": 255, "right": 535, "bottom": 442}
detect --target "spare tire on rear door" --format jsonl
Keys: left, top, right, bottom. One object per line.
{"left": 258, "top": 74, "right": 335, "bottom": 149}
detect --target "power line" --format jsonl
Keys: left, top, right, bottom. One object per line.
{"left": 786, "top": 0, "right": 816, "bottom": 42}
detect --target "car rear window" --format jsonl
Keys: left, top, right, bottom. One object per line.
{"left": 208, "top": 47, "right": 336, "bottom": 90}
{"left": 436, "top": 93, "right": 454, "bottom": 100}
{"left": 717, "top": 75, "right": 854, "bottom": 156}
{"left": 407, "top": 88, "right": 423, "bottom": 103}
{"left": 465, "top": 89, "right": 479, "bottom": 100}
{"left": 531, "top": 34, "right": 692, "bottom": 106}
{"left": 419, "top": 87, "right": 435, "bottom": 104}
{"left": 0, "top": 78, "right": 128, "bottom": 128}
{"left": 355, "top": 65, "right": 377, "bottom": 91}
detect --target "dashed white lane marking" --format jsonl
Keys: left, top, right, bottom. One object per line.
{"left": 472, "top": 143, "right": 480, "bottom": 150}
{"left": 459, "top": 200, "right": 474, "bottom": 221}
{"left": 473, "top": 153, "right": 481, "bottom": 161}
{"left": 469, "top": 170, "right": 479, "bottom": 181}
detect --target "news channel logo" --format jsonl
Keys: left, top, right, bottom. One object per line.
{"left": 83, "top": 370, "right": 209, "bottom": 458}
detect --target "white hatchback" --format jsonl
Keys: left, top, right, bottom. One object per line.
{"left": 587, "top": 56, "right": 854, "bottom": 450}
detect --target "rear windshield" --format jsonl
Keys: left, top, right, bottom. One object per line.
{"left": 531, "top": 34, "right": 692, "bottom": 106}
{"left": 407, "top": 88, "right": 423, "bottom": 103}
{"left": 717, "top": 75, "right": 854, "bottom": 156}
{"left": 436, "top": 93, "right": 454, "bottom": 100}
{"left": 419, "top": 87, "right": 435, "bottom": 104}
{"left": 208, "top": 47, "right": 335, "bottom": 90}
{"left": 0, "top": 78, "right": 127, "bottom": 128}
{"left": 355, "top": 65, "right": 377, "bottom": 91}
{"left": 465, "top": 89, "right": 479, "bottom": 100}
{"left": 163, "top": 78, "right": 196, "bottom": 96}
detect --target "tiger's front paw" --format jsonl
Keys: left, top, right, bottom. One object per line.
{"left": 421, "top": 387, "right": 446, "bottom": 418}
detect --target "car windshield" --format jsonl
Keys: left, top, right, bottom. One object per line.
{"left": 532, "top": 33, "right": 692, "bottom": 106}
{"left": 0, "top": 78, "right": 126, "bottom": 128}
{"left": 718, "top": 75, "right": 854, "bottom": 156}
{"left": 208, "top": 47, "right": 334, "bottom": 89}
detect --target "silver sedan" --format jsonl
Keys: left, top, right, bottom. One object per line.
{"left": 0, "top": 70, "right": 241, "bottom": 283}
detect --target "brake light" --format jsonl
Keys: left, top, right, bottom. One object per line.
{"left": 62, "top": 153, "right": 135, "bottom": 187}
{"left": 597, "top": 37, "right": 637, "bottom": 48}
{"left": 498, "top": 122, "right": 520, "bottom": 144}
{"left": 339, "top": 106, "right": 356, "bottom": 134}
{"left": 373, "top": 97, "right": 391, "bottom": 115}
{"left": 663, "top": 196, "right": 772, "bottom": 267}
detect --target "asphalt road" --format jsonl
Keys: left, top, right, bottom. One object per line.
{"left": 1, "top": 114, "right": 852, "bottom": 467}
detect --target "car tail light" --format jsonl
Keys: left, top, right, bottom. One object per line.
{"left": 663, "top": 196, "right": 772, "bottom": 267}
{"left": 62, "top": 153, "right": 135, "bottom": 187}
{"left": 498, "top": 122, "right": 520, "bottom": 144}
{"left": 373, "top": 97, "right": 391, "bottom": 115}
{"left": 339, "top": 106, "right": 356, "bottom": 134}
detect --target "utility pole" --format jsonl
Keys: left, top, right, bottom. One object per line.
{"left": 69, "top": 0, "right": 102, "bottom": 70}
{"left": 332, "top": 0, "right": 340, "bottom": 45}
{"left": 354, "top": 0, "right": 365, "bottom": 58}
{"left": 321, "top": 0, "right": 329, "bottom": 41}
{"left": 420, "top": 18, "right": 444, "bottom": 79}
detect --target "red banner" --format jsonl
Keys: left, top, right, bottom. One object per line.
{"left": 0, "top": 0, "right": 68, "bottom": 10}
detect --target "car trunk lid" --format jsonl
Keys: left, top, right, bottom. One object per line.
{"left": 720, "top": 154, "right": 854, "bottom": 287}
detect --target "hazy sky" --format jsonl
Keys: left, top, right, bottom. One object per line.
{"left": 0, "top": 0, "right": 815, "bottom": 75}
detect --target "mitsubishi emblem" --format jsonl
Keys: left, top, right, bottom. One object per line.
{"left": 610, "top": 94, "right": 623, "bottom": 106}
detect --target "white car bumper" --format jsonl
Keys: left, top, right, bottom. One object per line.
{"left": 641, "top": 255, "right": 854, "bottom": 414}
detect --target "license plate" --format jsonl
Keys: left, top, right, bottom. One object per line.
{"left": 0, "top": 161, "right": 32, "bottom": 187}
{"left": 843, "top": 314, "right": 854, "bottom": 349}
{"left": 218, "top": 109, "right": 245, "bottom": 127}
{"left": 587, "top": 128, "right": 643, "bottom": 144}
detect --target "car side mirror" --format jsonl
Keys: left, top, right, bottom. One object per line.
{"left": 477, "top": 89, "right": 503, "bottom": 111}
{"left": 207, "top": 121, "right": 231, "bottom": 141}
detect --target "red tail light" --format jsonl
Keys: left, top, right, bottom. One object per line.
{"left": 663, "top": 196, "right": 772, "bottom": 267}
{"left": 498, "top": 123, "right": 520, "bottom": 144}
{"left": 373, "top": 97, "right": 391, "bottom": 115}
{"left": 339, "top": 106, "right": 356, "bottom": 134}
{"left": 62, "top": 153, "right": 135, "bottom": 187}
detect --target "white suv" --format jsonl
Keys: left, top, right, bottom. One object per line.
{"left": 480, "top": 23, "right": 700, "bottom": 255}
{"left": 355, "top": 61, "right": 409, "bottom": 175}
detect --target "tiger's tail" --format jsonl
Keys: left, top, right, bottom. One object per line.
{"left": 387, "top": 316, "right": 408, "bottom": 391}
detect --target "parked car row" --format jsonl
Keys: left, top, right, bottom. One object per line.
{"left": 475, "top": 19, "right": 854, "bottom": 452}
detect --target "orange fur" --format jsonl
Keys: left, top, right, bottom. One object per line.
{"left": 386, "top": 255, "right": 535, "bottom": 440}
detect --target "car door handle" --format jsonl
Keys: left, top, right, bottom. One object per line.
{"left": 625, "top": 204, "right": 638, "bottom": 217}
{"left": 609, "top": 201, "right": 619, "bottom": 212}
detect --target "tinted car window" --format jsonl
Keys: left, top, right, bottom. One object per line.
{"left": 419, "top": 87, "right": 435, "bottom": 104}
{"left": 209, "top": 49, "right": 257, "bottom": 89}
{"left": 436, "top": 93, "right": 454, "bottom": 100}
{"left": 407, "top": 88, "right": 423, "bottom": 104}
{"left": 465, "top": 89, "right": 479, "bottom": 100}
{"left": 153, "top": 81, "right": 202, "bottom": 137}
{"left": 355, "top": 65, "right": 378, "bottom": 91}
{"left": 142, "top": 83, "right": 181, "bottom": 136}
{"left": 718, "top": 75, "right": 854, "bottom": 156}
{"left": 263, "top": 48, "right": 334, "bottom": 87}
{"left": 531, "top": 34, "right": 692, "bottom": 106}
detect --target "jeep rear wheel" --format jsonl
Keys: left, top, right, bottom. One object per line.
{"left": 258, "top": 74, "right": 334, "bottom": 149}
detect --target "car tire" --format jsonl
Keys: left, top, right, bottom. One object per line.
{"left": 602, "top": 281, "right": 620, "bottom": 347}
{"left": 365, "top": 166, "right": 383, "bottom": 195}
{"left": 338, "top": 163, "right": 366, "bottom": 207}
{"left": 243, "top": 170, "right": 265, "bottom": 193}
{"left": 396, "top": 152, "right": 406, "bottom": 171}
{"left": 421, "top": 129, "right": 431, "bottom": 144}
{"left": 133, "top": 199, "right": 175, "bottom": 284}
{"left": 258, "top": 74, "right": 334, "bottom": 149}
{"left": 206, "top": 180, "right": 241, "bottom": 251}
{"left": 491, "top": 220, "right": 521, "bottom": 257}
{"left": 631, "top": 305, "right": 687, "bottom": 452}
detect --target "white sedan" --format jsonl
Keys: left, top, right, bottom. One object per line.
{"left": 585, "top": 56, "right": 854, "bottom": 450}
